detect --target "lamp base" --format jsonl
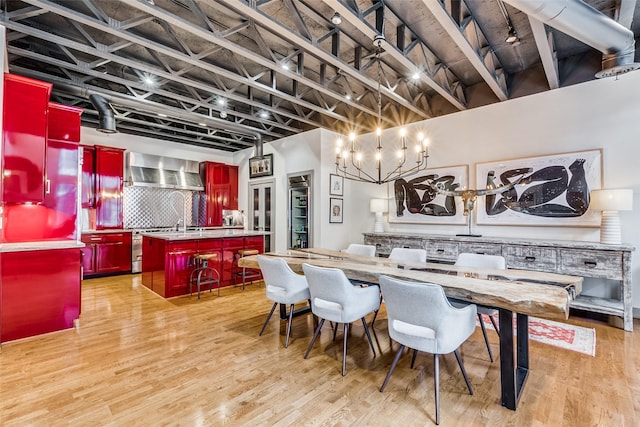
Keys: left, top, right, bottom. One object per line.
{"left": 600, "top": 211, "right": 622, "bottom": 245}
{"left": 372, "top": 212, "right": 385, "bottom": 233}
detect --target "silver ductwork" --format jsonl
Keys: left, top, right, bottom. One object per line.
{"left": 126, "top": 152, "right": 204, "bottom": 191}
{"left": 504, "top": 0, "right": 640, "bottom": 78}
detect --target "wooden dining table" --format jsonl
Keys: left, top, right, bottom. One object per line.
{"left": 238, "top": 247, "right": 583, "bottom": 411}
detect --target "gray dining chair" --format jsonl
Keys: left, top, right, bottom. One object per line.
{"left": 371, "top": 247, "right": 428, "bottom": 328}
{"left": 378, "top": 275, "right": 476, "bottom": 425}
{"left": 344, "top": 243, "right": 376, "bottom": 257}
{"left": 452, "top": 252, "right": 506, "bottom": 363}
{"left": 257, "top": 255, "right": 311, "bottom": 348}
{"left": 301, "top": 263, "right": 380, "bottom": 376}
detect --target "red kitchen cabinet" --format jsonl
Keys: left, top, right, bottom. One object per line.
{"left": 200, "top": 162, "right": 239, "bottom": 226}
{"left": 81, "top": 145, "right": 96, "bottom": 208}
{"left": 47, "top": 102, "right": 82, "bottom": 142}
{"left": 1, "top": 247, "right": 81, "bottom": 343}
{"left": 222, "top": 237, "right": 245, "bottom": 285}
{"left": 43, "top": 139, "right": 79, "bottom": 240}
{"left": 81, "top": 232, "right": 131, "bottom": 278}
{"left": 95, "top": 146, "right": 124, "bottom": 229}
{"left": 165, "top": 241, "right": 198, "bottom": 297}
{"left": 2, "top": 73, "right": 52, "bottom": 204}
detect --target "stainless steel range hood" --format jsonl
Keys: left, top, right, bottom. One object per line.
{"left": 126, "top": 152, "right": 204, "bottom": 191}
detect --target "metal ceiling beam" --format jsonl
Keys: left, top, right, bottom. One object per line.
{"left": 323, "top": 0, "right": 467, "bottom": 111}
{"left": 214, "top": 0, "right": 431, "bottom": 120}
{"left": 421, "top": 0, "right": 508, "bottom": 101}
{"left": 0, "top": 20, "right": 309, "bottom": 135}
{"left": 529, "top": 17, "right": 559, "bottom": 89}
{"left": 17, "top": 0, "right": 350, "bottom": 126}
{"left": 615, "top": 0, "right": 637, "bottom": 29}
{"left": 124, "top": 0, "right": 387, "bottom": 121}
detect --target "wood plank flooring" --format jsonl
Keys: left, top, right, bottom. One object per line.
{"left": 1, "top": 274, "right": 638, "bottom": 426}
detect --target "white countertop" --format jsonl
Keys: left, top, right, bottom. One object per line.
{"left": 0, "top": 240, "right": 85, "bottom": 253}
{"left": 142, "top": 229, "right": 264, "bottom": 241}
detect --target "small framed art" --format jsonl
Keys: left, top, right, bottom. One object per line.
{"left": 329, "top": 174, "right": 344, "bottom": 196}
{"left": 249, "top": 153, "right": 274, "bottom": 179}
{"left": 329, "top": 198, "right": 343, "bottom": 223}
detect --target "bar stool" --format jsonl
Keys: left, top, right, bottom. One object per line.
{"left": 235, "top": 249, "right": 261, "bottom": 290}
{"left": 189, "top": 253, "right": 221, "bottom": 299}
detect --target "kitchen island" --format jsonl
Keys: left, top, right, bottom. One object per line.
{"left": 141, "top": 230, "right": 264, "bottom": 298}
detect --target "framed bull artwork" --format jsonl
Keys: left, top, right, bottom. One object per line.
{"left": 475, "top": 150, "right": 602, "bottom": 226}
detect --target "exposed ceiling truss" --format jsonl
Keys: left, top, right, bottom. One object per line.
{"left": 0, "top": 0, "right": 638, "bottom": 152}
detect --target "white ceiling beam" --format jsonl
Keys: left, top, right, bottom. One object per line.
{"left": 529, "top": 17, "right": 559, "bottom": 90}
{"left": 421, "top": 0, "right": 508, "bottom": 101}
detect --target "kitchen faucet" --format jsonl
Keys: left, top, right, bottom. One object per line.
{"left": 169, "top": 191, "right": 187, "bottom": 234}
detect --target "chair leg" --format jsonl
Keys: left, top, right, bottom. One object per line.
{"left": 361, "top": 317, "right": 376, "bottom": 357}
{"left": 342, "top": 323, "right": 349, "bottom": 376}
{"left": 453, "top": 348, "right": 473, "bottom": 395}
{"left": 380, "top": 344, "right": 405, "bottom": 392}
{"left": 304, "top": 318, "right": 324, "bottom": 359}
{"left": 434, "top": 354, "right": 440, "bottom": 425}
{"left": 285, "top": 304, "right": 294, "bottom": 348}
{"left": 371, "top": 294, "right": 383, "bottom": 328}
{"left": 333, "top": 322, "right": 339, "bottom": 342}
{"left": 489, "top": 313, "right": 500, "bottom": 336}
{"left": 259, "top": 302, "right": 278, "bottom": 336}
{"left": 410, "top": 349, "right": 418, "bottom": 369}
{"left": 478, "top": 313, "right": 494, "bottom": 363}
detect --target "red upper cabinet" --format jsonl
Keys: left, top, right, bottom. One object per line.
{"left": 95, "top": 145, "right": 124, "bottom": 229}
{"left": 47, "top": 102, "right": 82, "bottom": 142}
{"left": 2, "top": 73, "right": 52, "bottom": 204}
{"left": 80, "top": 145, "right": 96, "bottom": 208}
{"left": 200, "top": 162, "right": 239, "bottom": 226}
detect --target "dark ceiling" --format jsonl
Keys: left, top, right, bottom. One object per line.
{"left": 1, "top": 0, "right": 638, "bottom": 151}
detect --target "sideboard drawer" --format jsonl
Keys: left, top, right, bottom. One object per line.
{"left": 425, "top": 241, "right": 458, "bottom": 261}
{"left": 558, "top": 249, "right": 622, "bottom": 280}
{"left": 504, "top": 246, "right": 558, "bottom": 272}
{"left": 364, "top": 236, "right": 391, "bottom": 256}
{"left": 458, "top": 242, "right": 502, "bottom": 256}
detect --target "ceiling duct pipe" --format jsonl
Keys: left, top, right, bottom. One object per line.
{"left": 254, "top": 134, "right": 263, "bottom": 158}
{"left": 89, "top": 93, "right": 117, "bottom": 133}
{"left": 503, "top": 0, "right": 640, "bottom": 78}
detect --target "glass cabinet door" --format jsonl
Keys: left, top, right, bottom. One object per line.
{"left": 249, "top": 180, "right": 274, "bottom": 252}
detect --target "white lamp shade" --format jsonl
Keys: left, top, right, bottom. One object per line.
{"left": 370, "top": 198, "right": 388, "bottom": 213}
{"left": 590, "top": 189, "right": 633, "bottom": 211}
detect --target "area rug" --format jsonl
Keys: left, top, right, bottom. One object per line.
{"left": 477, "top": 314, "right": 596, "bottom": 357}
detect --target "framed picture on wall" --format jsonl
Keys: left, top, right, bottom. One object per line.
{"left": 249, "top": 153, "right": 274, "bottom": 179}
{"left": 329, "top": 198, "right": 343, "bottom": 223}
{"left": 475, "top": 149, "right": 602, "bottom": 226}
{"left": 330, "top": 174, "right": 344, "bottom": 196}
{"left": 387, "top": 165, "right": 468, "bottom": 225}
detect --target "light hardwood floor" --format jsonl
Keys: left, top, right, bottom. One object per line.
{"left": 1, "top": 274, "right": 638, "bottom": 426}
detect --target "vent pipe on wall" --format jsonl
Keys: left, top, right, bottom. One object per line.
{"left": 504, "top": 0, "right": 640, "bottom": 78}
{"left": 89, "top": 93, "right": 117, "bottom": 133}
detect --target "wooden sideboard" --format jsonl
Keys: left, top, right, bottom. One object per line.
{"left": 363, "top": 232, "right": 635, "bottom": 331}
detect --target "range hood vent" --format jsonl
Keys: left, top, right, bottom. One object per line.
{"left": 126, "top": 152, "right": 204, "bottom": 191}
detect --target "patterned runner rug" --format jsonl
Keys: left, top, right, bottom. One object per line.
{"left": 477, "top": 314, "right": 596, "bottom": 357}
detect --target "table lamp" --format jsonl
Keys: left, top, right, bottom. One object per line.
{"left": 589, "top": 189, "right": 633, "bottom": 245}
{"left": 370, "top": 198, "right": 388, "bottom": 233}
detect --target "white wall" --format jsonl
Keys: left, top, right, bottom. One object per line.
{"left": 80, "top": 70, "right": 640, "bottom": 311}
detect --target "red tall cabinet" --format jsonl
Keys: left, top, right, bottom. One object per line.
{"left": 200, "top": 162, "right": 239, "bottom": 226}
{"left": 95, "top": 145, "right": 124, "bottom": 229}
{"left": 2, "top": 73, "right": 52, "bottom": 204}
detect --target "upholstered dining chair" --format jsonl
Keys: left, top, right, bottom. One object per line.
{"left": 257, "top": 255, "right": 311, "bottom": 348}
{"left": 378, "top": 275, "right": 476, "bottom": 425}
{"left": 344, "top": 243, "right": 377, "bottom": 257}
{"left": 301, "top": 263, "right": 380, "bottom": 376}
{"left": 388, "top": 247, "right": 427, "bottom": 265}
{"left": 452, "top": 252, "right": 506, "bottom": 363}
{"left": 371, "top": 247, "right": 428, "bottom": 328}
